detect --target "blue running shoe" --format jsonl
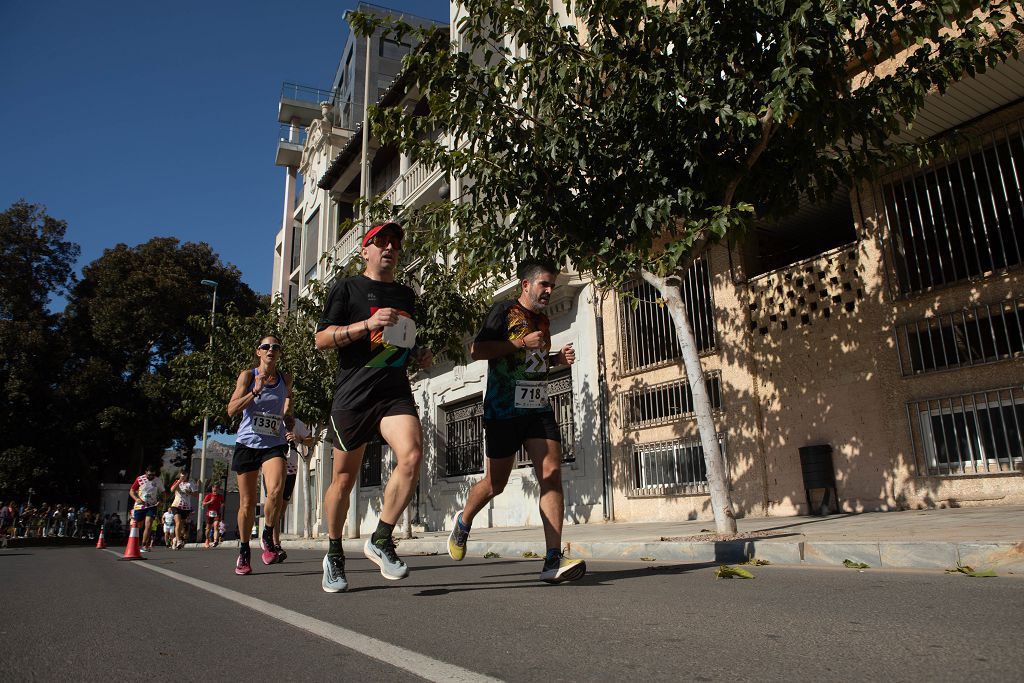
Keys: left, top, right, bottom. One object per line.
{"left": 322, "top": 554, "right": 348, "bottom": 592}
{"left": 363, "top": 537, "right": 409, "bottom": 580}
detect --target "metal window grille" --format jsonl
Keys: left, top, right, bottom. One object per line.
{"left": 621, "top": 371, "right": 723, "bottom": 429}
{"left": 443, "top": 396, "right": 485, "bottom": 477}
{"left": 360, "top": 437, "right": 384, "bottom": 487}
{"left": 513, "top": 370, "right": 576, "bottom": 467}
{"left": 630, "top": 434, "right": 726, "bottom": 496}
{"left": 878, "top": 122, "right": 1024, "bottom": 296}
{"left": 619, "top": 258, "right": 716, "bottom": 373}
{"left": 906, "top": 386, "right": 1024, "bottom": 476}
{"left": 896, "top": 298, "right": 1024, "bottom": 375}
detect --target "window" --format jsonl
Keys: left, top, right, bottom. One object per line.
{"left": 621, "top": 372, "right": 723, "bottom": 429}
{"left": 908, "top": 387, "right": 1023, "bottom": 475}
{"left": 303, "top": 208, "right": 320, "bottom": 285}
{"left": 442, "top": 396, "right": 485, "bottom": 476}
{"left": 747, "top": 185, "right": 857, "bottom": 277}
{"left": 630, "top": 435, "right": 726, "bottom": 496}
{"left": 896, "top": 298, "right": 1024, "bottom": 375}
{"left": 360, "top": 438, "right": 384, "bottom": 487}
{"left": 289, "top": 223, "right": 302, "bottom": 274}
{"left": 618, "top": 258, "right": 716, "bottom": 372}
{"left": 880, "top": 123, "right": 1024, "bottom": 296}
{"left": 379, "top": 37, "right": 412, "bottom": 59}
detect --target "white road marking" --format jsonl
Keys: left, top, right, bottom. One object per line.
{"left": 106, "top": 551, "right": 500, "bottom": 682}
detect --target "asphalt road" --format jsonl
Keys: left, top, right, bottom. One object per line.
{"left": 2, "top": 544, "right": 1022, "bottom": 682}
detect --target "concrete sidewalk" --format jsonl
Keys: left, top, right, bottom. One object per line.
{"left": 282, "top": 505, "right": 1024, "bottom": 572}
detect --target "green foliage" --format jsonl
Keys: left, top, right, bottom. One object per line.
{"left": 945, "top": 564, "right": 998, "bottom": 577}
{"left": 0, "top": 200, "right": 79, "bottom": 320}
{"left": 0, "top": 201, "right": 81, "bottom": 500}
{"left": 170, "top": 285, "right": 337, "bottom": 436}
{"left": 368, "top": 0, "right": 1023, "bottom": 284}
{"left": 61, "top": 237, "right": 261, "bottom": 480}
{"left": 843, "top": 559, "right": 871, "bottom": 569}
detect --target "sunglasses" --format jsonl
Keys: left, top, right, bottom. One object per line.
{"left": 368, "top": 233, "right": 402, "bottom": 249}
{"left": 258, "top": 343, "right": 282, "bottom": 352}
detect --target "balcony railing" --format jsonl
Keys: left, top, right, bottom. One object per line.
{"left": 278, "top": 123, "right": 308, "bottom": 146}
{"left": 374, "top": 160, "right": 442, "bottom": 209}
{"left": 281, "top": 82, "right": 335, "bottom": 106}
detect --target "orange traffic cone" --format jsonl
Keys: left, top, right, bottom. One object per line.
{"left": 119, "top": 519, "right": 144, "bottom": 561}
{"left": 95, "top": 527, "right": 107, "bottom": 549}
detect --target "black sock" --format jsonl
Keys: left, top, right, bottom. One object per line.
{"left": 263, "top": 525, "right": 274, "bottom": 538}
{"left": 328, "top": 537, "right": 343, "bottom": 556}
{"left": 240, "top": 541, "right": 250, "bottom": 555}
{"left": 545, "top": 547, "right": 560, "bottom": 562}
{"left": 371, "top": 521, "right": 395, "bottom": 545}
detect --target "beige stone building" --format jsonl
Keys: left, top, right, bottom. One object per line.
{"left": 603, "top": 55, "right": 1024, "bottom": 521}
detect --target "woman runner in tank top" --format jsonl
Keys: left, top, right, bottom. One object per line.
{"left": 227, "top": 334, "right": 293, "bottom": 575}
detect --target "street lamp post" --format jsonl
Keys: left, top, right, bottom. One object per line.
{"left": 196, "top": 279, "right": 218, "bottom": 545}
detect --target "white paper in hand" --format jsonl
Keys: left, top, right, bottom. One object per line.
{"left": 382, "top": 315, "right": 417, "bottom": 348}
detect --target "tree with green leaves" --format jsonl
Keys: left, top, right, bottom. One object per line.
{"left": 366, "top": 0, "right": 1024, "bottom": 532}
{"left": 170, "top": 284, "right": 337, "bottom": 538}
{"left": 62, "top": 237, "right": 261, "bottom": 482}
{"left": 0, "top": 201, "right": 80, "bottom": 500}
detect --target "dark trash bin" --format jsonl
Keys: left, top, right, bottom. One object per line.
{"left": 799, "top": 444, "right": 839, "bottom": 515}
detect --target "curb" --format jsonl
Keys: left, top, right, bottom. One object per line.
{"left": 279, "top": 537, "right": 1024, "bottom": 572}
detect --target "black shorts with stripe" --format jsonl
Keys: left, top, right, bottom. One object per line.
{"left": 329, "top": 396, "right": 419, "bottom": 452}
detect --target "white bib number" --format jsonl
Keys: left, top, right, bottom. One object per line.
{"left": 251, "top": 411, "right": 282, "bottom": 436}
{"left": 515, "top": 380, "right": 548, "bottom": 409}
{"left": 382, "top": 315, "right": 417, "bottom": 349}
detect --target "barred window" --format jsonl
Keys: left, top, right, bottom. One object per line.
{"left": 360, "top": 437, "right": 384, "bottom": 487}
{"left": 619, "top": 258, "right": 716, "bottom": 373}
{"left": 896, "top": 298, "right": 1024, "bottom": 375}
{"left": 621, "top": 371, "right": 723, "bottom": 429}
{"left": 442, "top": 396, "right": 485, "bottom": 477}
{"left": 907, "top": 387, "right": 1024, "bottom": 476}
{"left": 630, "top": 435, "right": 726, "bottom": 497}
{"left": 880, "top": 123, "right": 1024, "bottom": 296}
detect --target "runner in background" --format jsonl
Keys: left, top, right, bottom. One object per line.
{"left": 128, "top": 464, "right": 164, "bottom": 553}
{"left": 162, "top": 507, "right": 175, "bottom": 547}
{"left": 269, "top": 416, "right": 316, "bottom": 561}
{"left": 169, "top": 470, "right": 197, "bottom": 549}
{"left": 202, "top": 483, "right": 225, "bottom": 548}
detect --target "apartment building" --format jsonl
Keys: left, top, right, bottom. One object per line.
{"left": 272, "top": 3, "right": 1023, "bottom": 537}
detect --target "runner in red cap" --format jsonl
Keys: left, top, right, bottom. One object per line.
{"left": 314, "top": 221, "right": 433, "bottom": 592}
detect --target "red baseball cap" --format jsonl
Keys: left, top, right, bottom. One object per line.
{"left": 362, "top": 221, "right": 404, "bottom": 247}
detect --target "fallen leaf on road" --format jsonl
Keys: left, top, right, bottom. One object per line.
{"left": 640, "top": 556, "right": 656, "bottom": 561}
{"left": 715, "top": 565, "right": 755, "bottom": 579}
{"left": 744, "top": 558, "right": 771, "bottom": 566}
{"left": 522, "top": 551, "right": 540, "bottom": 558}
{"left": 843, "top": 559, "right": 870, "bottom": 569}
{"left": 483, "top": 551, "right": 500, "bottom": 558}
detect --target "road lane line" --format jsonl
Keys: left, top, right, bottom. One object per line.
{"left": 106, "top": 551, "right": 500, "bottom": 682}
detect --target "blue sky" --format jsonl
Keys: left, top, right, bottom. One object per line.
{"left": 0, "top": 0, "right": 449, "bottom": 300}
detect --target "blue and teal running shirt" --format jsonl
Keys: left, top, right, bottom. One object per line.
{"left": 475, "top": 299, "right": 554, "bottom": 421}
{"left": 317, "top": 275, "right": 416, "bottom": 410}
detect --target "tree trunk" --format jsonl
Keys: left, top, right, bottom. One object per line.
{"left": 640, "top": 269, "right": 738, "bottom": 534}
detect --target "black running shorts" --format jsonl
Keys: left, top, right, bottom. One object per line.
{"left": 329, "top": 396, "right": 419, "bottom": 452}
{"left": 232, "top": 443, "right": 288, "bottom": 474}
{"left": 485, "top": 412, "right": 561, "bottom": 459}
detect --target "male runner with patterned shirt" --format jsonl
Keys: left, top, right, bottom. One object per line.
{"left": 314, "top": 221, "right": 432, "bottom": 592}
{"left": 448, "top": 259, "right": 586, "bottom": 583}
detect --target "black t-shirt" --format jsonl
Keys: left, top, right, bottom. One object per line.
{"left": 475, "top": 299, "right": 553, "bottom": 420}
{"left": 317, "top": 275, "right": 417, "bottom": 410}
